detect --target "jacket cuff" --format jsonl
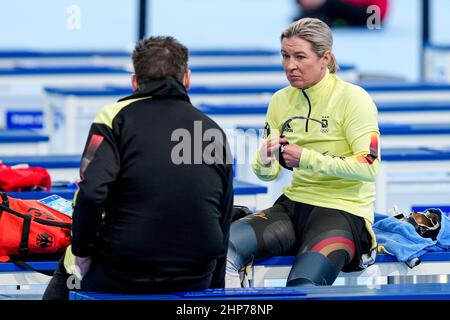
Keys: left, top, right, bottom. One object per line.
{"left": 256, "top": 150, "right": 272, "bottom": 167}
{"left": 298, "top": 148, "right": 313, "bottom": 170}
{"left": 71, "top": 242, "right": 92, "bottom": 258}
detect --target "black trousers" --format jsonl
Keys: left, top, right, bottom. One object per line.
{"left": 42, "top": 256, "right": 213, "bottom": 300}
{"left": 227, "top": 195, "right": 370, "bottom": 285}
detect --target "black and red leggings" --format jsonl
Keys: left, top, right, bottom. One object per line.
{"left": 227, "top": 195, "right": 368, "bottom": 286}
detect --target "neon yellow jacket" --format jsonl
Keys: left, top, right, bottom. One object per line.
{"left": 253, "top": 69, "right": 380, "bottom": 250}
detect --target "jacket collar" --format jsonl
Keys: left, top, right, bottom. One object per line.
{"left": 118, "top": 78, "right": 190, "bottom": 103}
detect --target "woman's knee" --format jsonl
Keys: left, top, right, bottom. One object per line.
{"left": 287, "top": 230, "right": 357, "bottom": 286}
{"left": 227, "top": 219, "right": 259, "bottom": 270}
{"left": 286, "top": 251, "right": 340, "bottom": 286}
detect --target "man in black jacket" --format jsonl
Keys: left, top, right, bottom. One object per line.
{"left": 43, "top": 36, "right": 234, "bottom": 299}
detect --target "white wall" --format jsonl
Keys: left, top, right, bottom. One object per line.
{"left": 2, "top": 0, "right": 448, "bottom": 81}
{"left": 0, "top": 0, "right": 136, "bottom": 50}
{"left": 431, "top": 0, "right": 450, "bottom": 44}
{"left": 149, "top": 0, "right": 296, "bottom": 49}
{"left": 332, "top": 0, "right": 421, "bottom": 81}
{"left": 149, "top": 0, "right": 422, "bottom": 81}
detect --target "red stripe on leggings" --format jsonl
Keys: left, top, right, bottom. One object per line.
{"left": 310, "top": 236, "right": 355, "bottom": 254}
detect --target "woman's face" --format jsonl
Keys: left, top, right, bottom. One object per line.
{"left": 281, "top": 36, "right": 329, "bottom": 89}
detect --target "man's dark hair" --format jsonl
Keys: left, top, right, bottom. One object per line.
{"left": 132, "top": 36, "right": 188, "bottom": 85}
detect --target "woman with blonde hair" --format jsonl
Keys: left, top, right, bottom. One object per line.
{"left": 226, "top": 18, "right": 380, "bottom": 287}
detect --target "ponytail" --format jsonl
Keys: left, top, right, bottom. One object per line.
{"left": 328, "top": 53, "right": 339, "bottom": 74}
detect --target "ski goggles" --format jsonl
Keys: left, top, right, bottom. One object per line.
{"left": 403, "top": 209, "right": 442, "bottom": 240}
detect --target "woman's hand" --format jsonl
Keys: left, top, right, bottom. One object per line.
{"left": 281, "top": 143, "right": 303, "bottom": 168}
{"left": 259, "top": 138, "right": 283, "bottom": 165}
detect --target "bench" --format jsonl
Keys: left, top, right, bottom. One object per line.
{"left": 0, "top": 130, "right": 49, "bottom": 155}
{"left": 0, "top": 261, "right": 58, "bottom": 290}
{"left": 376, "top": 147, "right": 450, "bottom": 213}
{"left": 3, "top": 249, "right": 449, "bottom": 291}
{"left": 2, "top": 243, "right": 449, "bottom": 292}
{"left": 69, "top": 282, "right": 450, "bottom": 300}
{"left": 250, "top": 251, "right": 450, "bottom": 288}
{"left": 1, "top": 180, "right": 268, "bottom": 211}
{"left": 0, "top": 154, "right": 269, "bottom": 206}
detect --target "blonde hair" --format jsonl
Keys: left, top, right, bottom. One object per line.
{"left": 281, "top": 18, "right": 339, "bottom": 74}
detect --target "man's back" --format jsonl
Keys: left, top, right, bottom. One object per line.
{"left": 72, "top": 79, "right": 234, "bottom": 291}
{"left": 42, "top": 36, "right": 233, "bottom": 299}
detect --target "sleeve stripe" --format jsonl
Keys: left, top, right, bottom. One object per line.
{"left": 80, "top": 134, "right": 104, "bottom": 178}
{"left": 356, "top": 133, "right": 379, "bottom": 165}
{"left": 369, "top": 133, "right": 379, "bottom": 158}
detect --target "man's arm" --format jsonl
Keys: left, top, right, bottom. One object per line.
{"left": 209, "top": 141, "right": 234, "bottom": 288}
{"left": 71, "top": 122, "right": 120, "bottom": 257}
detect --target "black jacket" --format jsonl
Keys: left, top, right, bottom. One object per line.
{"left": 71, "top": 78, "right": 234, "bottom": 290}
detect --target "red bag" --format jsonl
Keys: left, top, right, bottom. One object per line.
{"left": 0, "top": 192, "right": 71, "bottom": 262}
{"left": 0, "top": 163, "right": 51, "bottom": 192}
